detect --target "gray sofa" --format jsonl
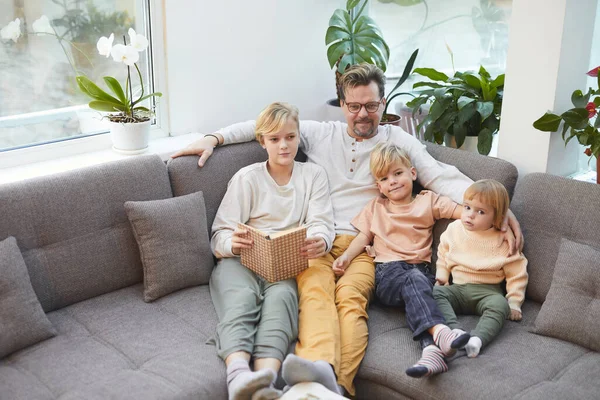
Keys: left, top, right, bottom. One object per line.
{"left": 1, "top": 141, "right": 598, "bottom": 400}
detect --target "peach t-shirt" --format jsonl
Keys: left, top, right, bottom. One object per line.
{"left": 351, "top": 190, "right": 458, "bottom": 264}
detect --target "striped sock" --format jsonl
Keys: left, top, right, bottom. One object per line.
{"left": 405, "top": 345, "right": 448, "bottom": 378}
{"left": 433, "top": 326, "right": 470, "bottom": 357}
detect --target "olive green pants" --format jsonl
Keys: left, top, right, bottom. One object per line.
{"left": 433, "top": 283, "right": 510, "bottom": 347}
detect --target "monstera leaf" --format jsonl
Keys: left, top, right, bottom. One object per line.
{"left": 325, "top": 1, "right": 390, "bottom": 74}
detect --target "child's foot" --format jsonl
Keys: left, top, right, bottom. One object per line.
{"left": 433, "top": 326, "right": 470, "bottom": 357}
{"left": 405, "top": 345, "right": 448, "bottom": 378}
{"left": 251, "top": 386, "right": 283, "bottom": 400}
{"left": 227, "top": 360, "right": 275, "bottom": 400}
{"left": 282, "top": 354, "right": 342, "bottom": 395}
{"left": 465, "top": 336, "right": 483, "bottom": 358}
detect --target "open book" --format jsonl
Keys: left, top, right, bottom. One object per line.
{"left": 238, "top": 223, "right": 308, "bottom": 282}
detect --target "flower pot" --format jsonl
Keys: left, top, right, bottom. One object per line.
{"left": 444, "top": 133, "right": 498, "bottom": 156}
{"left": 324, "top": 98, "right": 346, "bottom": 122}
{"left": 380, "top": 113, "right": 402, "bottom": 127}
{"left": 109, "top": 119, "right": 151, "bottom": 154}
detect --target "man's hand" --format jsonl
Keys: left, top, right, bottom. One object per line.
{"left": 501, "top": 209, "right": 524, "bottom": 255}
{"left": 170, "top": 135, "right": 220, "bottom": 167}
{"left": 509, "top": 309, "right": 522, "bottom": 321}
{"left": 301, "top": 237, "right": 327, "bottom": 259}
{"left": 332, "top": 253, "right": 349, "bottom": 276}
{"left": 231, "top": 227, "right": 253, "bottom": 255}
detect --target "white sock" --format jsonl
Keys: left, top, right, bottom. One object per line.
{"left": 282, "top": 354, "right": 342, "bottom": 395}
{"left": 465, "top": 336, "right": 482, "bottom": 358}
{"left": 226, "top": 360, "right": 275, "bottom": 400}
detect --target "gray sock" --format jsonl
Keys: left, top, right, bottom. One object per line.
{"left": 226, "top": 360, "right": 275, "bottom": 400}
{"left": 281, "top": 354, "right": 342, "bottom": 395}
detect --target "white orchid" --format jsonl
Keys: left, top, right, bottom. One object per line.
{"left": 32, "top": 15, "right": 55, "bottom": 35}
{"left": 110, "top": 44, "right": 139, "bottom": 66}
{"left": 128, "top": 28, "right": 148, "bottom": 52}
{"left": 97, "top": 33, "right": 114, "bottom": 58}
{"left": 1, "top": 18, "right": 21, "bottom": 43}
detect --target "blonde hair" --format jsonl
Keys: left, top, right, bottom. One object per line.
{"left": 255, "top": 102, "right": 299, "bottom": 143}
{"left": 370, "top": 142, "right": 413, "bottom": 180}
{"left": 339, "top": 63, "right": 386, "bottom": 102}
{"left": 463, "top": 179, "right": 509, "bottom": 230}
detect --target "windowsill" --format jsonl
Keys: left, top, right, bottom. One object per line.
{"left": 569, "top": 170, "right": 597, "bottom": 184}
{"left": 0, "top": 133, "right": 204, "bottom": 185}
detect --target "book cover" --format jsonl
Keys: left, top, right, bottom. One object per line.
{"left": 238, "top": 223, "right": 308, "bottom": 282}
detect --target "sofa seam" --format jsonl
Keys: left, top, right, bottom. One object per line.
{"left": 3, "top": 360, "right": 58, "bottom": 399}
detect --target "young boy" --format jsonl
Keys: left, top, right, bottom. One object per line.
{"left": 332, "top": 142, "right": 469, "bottom": 378}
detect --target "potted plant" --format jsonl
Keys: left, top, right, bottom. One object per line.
{"left": 76, "top": 29, "right": 162, "bottom": 154}
{"left": 380, "top": 48, "right": 419, "bottom": 126}
{"left": 407, "top": 65, "right": 504, "bottom": 155}
{"left": 325, "top": 0, "right": 389, "bottom": 117}
{"left": 533, "top": 66, "right": 600, "bottom": 184}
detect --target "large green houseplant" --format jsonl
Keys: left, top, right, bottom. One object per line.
{"left": 325, "top": 0, "right": 390, "bottom": 102}
{"left": 407, "top": 65, "right": 504, "bottom": 155}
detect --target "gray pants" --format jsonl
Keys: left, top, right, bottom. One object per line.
{"left": 209, "top": 258, "right": 299, "bottom": 361}
{"left": 433, "top": 283, "right": 510, "bottom": 347}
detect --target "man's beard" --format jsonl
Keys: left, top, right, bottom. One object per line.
{"left": 352, "top": 118, "right": 377, "bottom": 138}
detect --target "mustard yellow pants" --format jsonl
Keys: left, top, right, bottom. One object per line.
{"left": 294, "top": 235, "right": 375, "bottom": 396}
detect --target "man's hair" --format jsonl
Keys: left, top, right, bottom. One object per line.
{"left": 463, "top": 179, "right": 509, "bottom": 230}
{"left": 339, "top": 63, "right": 386, "bottom": 102}
{"left": 255, "top": 102, "right": 299, "bottom": 143}
{"left": 370, "top": 142, "right": 413, "bottom": 180}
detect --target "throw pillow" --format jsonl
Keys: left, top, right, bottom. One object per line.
{"left": 0, "top": 236, "right": 56, "bottom": 358}
{"left": 533, "top": 238, "right": 600, "bottom": 351}
{"left": 125, "top": 191, "right": 213, "bottom": 302}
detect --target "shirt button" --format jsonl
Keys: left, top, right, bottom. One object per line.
{"left": 350, "top": 168, "right": 354, "bottom": 172}
{"left": 352, "top": 159, "right": 356, "bottom": 162}
{"left": 352, "top": 149, "right": 355, "bottom": 152}
{"left": 352, "top": 142, "right": 355, "bottom": 146}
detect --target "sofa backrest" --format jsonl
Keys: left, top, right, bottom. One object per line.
{"left": 0, "top": 155, "right": 172, "bottom": 312}
{"left": 511, "top": 173, "right": 600, "bottom": 303}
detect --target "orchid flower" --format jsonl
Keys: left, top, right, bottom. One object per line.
{"left": 97, "top": 33, "right": 115, "bottom": 58}
{"left": 111, "top": 44, "right": 139, "bottom": 66}
{"left": 32, "top": 15, "right": 55, "bottom": 35}
{"left": 128, "top": 28, "right": 148, "bottom": 52}
{"left": 1, "top": 18, "right": 21, "bottom": 43}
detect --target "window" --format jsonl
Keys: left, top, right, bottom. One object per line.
{"left": 370, "top": 0, "right": 511, "bottom": 78}
{"left": 0, "top": 0, "right": 162, "bottom": 153}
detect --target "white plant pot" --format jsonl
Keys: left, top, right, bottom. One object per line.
{"left": 323, "top": 98, "right": 346, "bottom": 122}
{"left": 109, "top": 119, "right": 151, "bottom": 155}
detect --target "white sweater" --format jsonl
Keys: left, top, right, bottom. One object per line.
{"left": 211, "top": 161, "right": 335, "bottom": 258}
{"left": 218, "top": 120, "right": 472, "bottom": 235}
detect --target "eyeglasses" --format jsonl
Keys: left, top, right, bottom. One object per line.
{"left": 345, "top": 100, "right": 383, "bottom": 114}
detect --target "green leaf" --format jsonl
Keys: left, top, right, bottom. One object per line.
{"left": 478, "top": 65, "right": 491, "bottom": 80}
{"left": 457, "top": 97, "right": 475, "bottom": 110}
{"left": 475, "top": 101, "right": 494, "bottom": 120}
{"left": 461, "top": 74, "right": 481, "bottom": 89}
{"left": 428, "top": 97, "right": 452, "bottom": 122}
{"left": 88, "top": 100, "right": 128, "bottom": 113}
{"left": 564, "top": 128, "right": 578, "bottom": 145}
{"left": 533, "top": 112, "right": 562, "bottom": 132}
{"left": 386, "top": 49, "right": 419, "bottom": 101}
{"left": 423, "top": 121, "right": 436, "bottom": 142}
{"left": 491, "top": 74, "right": 505, "bottom": 89}
{"left": 477, "top": 128, "right": 493, "bottom": 155}
{"left": 561, "top": 121, "right": 570, "bottom": 140}
{"left": 571, "top": 90, "right": 591, "bottom": 108}
{"left": 413, "top": 81, "right": 444, "bottom": 89}
{"left": 132, "top": 92, "right": 162, "bottom": 106}
{"left": 413, "top": 68, "right": 449, "bottom": 82}
{"left": 406, "top": 96, "right": 429, "bottom": 111}
{"left": 346, "top": 0, "right": 361, "bottom": 10}
{"left": 561, "top": 108, "right": 589, "bottom": 129}
{"left": 458, "top": 102, "right": 477, "bottom": 125}
{"left": 76, "top": 76, "right": 122, "bottom": 104}
{"left": 103, "top": 77, "right": 127, "bottom": 105}
{"left": 453, "top": 121, "right": 467, "bottom": 148}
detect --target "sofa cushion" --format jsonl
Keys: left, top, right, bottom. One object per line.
{"left": 0, "top": 236, "right": 56, "bottom": 358}
{"left": 534, "top": 238, "right": 600, "bottom": 351}
{"left": 125, "top": 191, "right": 213, "bottom": 302}
{"left": 0, "top": 284, "right": 226, "bottom": 400}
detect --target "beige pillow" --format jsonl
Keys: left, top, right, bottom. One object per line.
{"left": 125, "top": 191, "right": 213, "bottom": 302}
{"left": 0, "top": 237, "right": 56, "bottom": 358}
{"left": 533, "top": 238, "right": 600, "bottom": 351}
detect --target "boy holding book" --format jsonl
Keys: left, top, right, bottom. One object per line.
{"left": 332, "top": 142, "right": 469, "bottom": 378}
{"left": 210, "top": 102, "right": 335, "bottom": 400}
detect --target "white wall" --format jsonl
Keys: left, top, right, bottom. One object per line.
{"left": 163, "top": 0, "right": 342, "bottom": 135}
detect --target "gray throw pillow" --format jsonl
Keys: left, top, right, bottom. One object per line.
{"left": 125, "top": 191, "right": 213, "bottom": 302}
{"left": 533, "top": 238, "right": 600, "bottom": 351}
{"left": 0, "top": 236, "right": 56, "bottom": 358}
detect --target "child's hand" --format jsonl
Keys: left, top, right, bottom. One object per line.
{"left": 301, "top": 237, "right": 327, "bottom": 259}
{"left": 435, "top": 278, "right": 448, "bottom": 286}
{"left": 231, "top": 227, "right": 253, "bottom": 255}
{"left": 365, "top": 245, "right": 377, "bottom": 258}
{"left": 332, "top": 254, "right": 349, "bottom": 276}
{"left": 509, "top": 309, "right": 522, "bottom": 321}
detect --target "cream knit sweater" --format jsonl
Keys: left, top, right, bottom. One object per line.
{"left": 436, "top": 220, "right": 528, "bottom": 311}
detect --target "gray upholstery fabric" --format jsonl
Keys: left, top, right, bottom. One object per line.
{"left": 167, "top": 141, "right": 268, "bottom": 235}
{"left": 358, "top": 300, "right": 600, "bottom": 400}
{"left": 125, "top": 191, "right": 213, "bottom": 302}
{"left": 0, "top": 155, "right": 172, "bottom": 312}
{"left": 534, "top": 238, "right": 600, "bottom": 351}
{"left": 0, "top": 284, "right": 226, "bottom": 400}
{"left": 0, "top": 237, "right": 56, "bottom": 358}
{"left": 511, "top": 173, "right": 600, "bottom": 303}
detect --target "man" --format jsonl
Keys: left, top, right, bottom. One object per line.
{"left": 172, "top": 63, "right": 522, "bottom": 396}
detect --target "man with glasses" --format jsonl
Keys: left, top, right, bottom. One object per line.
{"left": 172, "top": 63, "right": 522, "bottom": 397}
